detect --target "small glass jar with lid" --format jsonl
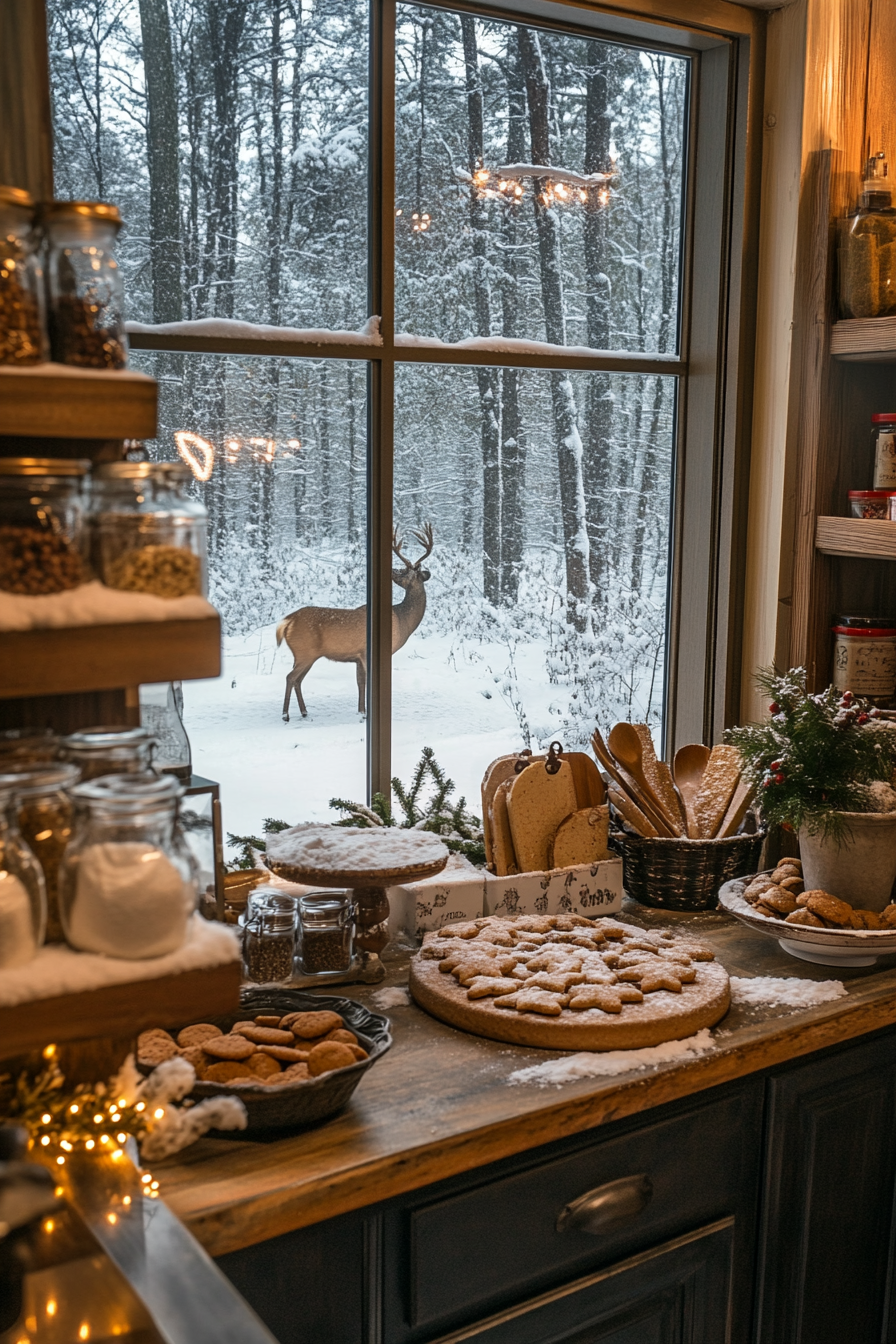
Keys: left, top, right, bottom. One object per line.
{"left": 91, "top": 461, "right": 208, "bottom": 598}
{"left": 0, "top": 728, "right": 60, "bottom": 765}
{"left": 0, "top": 185, "right": 45, "bottom": 365}
{"left": 43, "top": 201, "right": 127, "bottom": 369}
{"left": 0, "top": 458, "right": 89, "bottom": 594}
{"left": 60, "top": 725, "right": 156, "bottom": 782}
{"left": 0, "top": 781, "right": 47, "bottom": 969}
{"left": 243, "top": 897, "right": 297, "bottom": 983}
{"left": 0, "top": 761, "right": 80, "bottom": 943}
{"left": 298, "top": 892, "right": 354, "bottom": 975}
{"left": 59, "top": 772, "right": 197, "bottom": 959}
{"left": 839, "top": 153, "right": 896, "bottom": 319}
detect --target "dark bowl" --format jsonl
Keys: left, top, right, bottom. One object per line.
{"left": 188, "top": 987, "right": 392, "bottom": 1132}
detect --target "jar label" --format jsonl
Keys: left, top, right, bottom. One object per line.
{"left": 874, "top": 432, "right": 896, "bottom": 488}
{"left": 834, "top": 635, "right": 896, "bottom": 696}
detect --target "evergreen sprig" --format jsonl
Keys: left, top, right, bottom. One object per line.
{"left": 725, "top": 668, "right": 896, "bottom": 840}
{"left": 225, "top": 818, "right": 291, "bottom": 870}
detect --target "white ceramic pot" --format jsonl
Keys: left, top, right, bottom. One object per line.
{"left": 799, "top": 811, "right": 896, "bottom": 910}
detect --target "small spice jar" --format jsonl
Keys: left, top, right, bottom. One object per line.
{"left": 871, "top": 414, "right": 896, "bottom": 490}
{"left": 243, "top": 897, "right": 297, "bottom": 984}
{"left": 832, "top": 614, "right": 896, "bottom": 707}
{"left": 849, "top": 490, "right": 894, "bottom": 519}
{"left": 0, "top": 781, "right": 47, "bottom": 969}
{"left": 0, "top": 761, "right": 80, "bottom": 943}
{"left": 0, "top": 458, "right": 89, "bottom": 595}
{"left": 298, "top": 892, "right": 354, "bottom": 975}
{"left": 43, "top": 201, "right": 127, "bottom": 369}
{"left": 59, "top": 773, "right": 197, "bottom": 958}
{"left": 0, "top": 185, "right": 45, "bottom": 365}
{"left": 839, "top": 153, "right": 896, "bottom": 319}
{"left": 90, "top": 461, "right": 208, "bottom": 598}
{"left": 60, "top": 725, "right": 155, "bottom": 781}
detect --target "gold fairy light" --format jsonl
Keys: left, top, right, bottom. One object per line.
{"left": 174, "top": 431, "right": 215, "bottom": 482}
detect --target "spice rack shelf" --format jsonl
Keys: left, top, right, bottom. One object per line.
{"left": 831, "top": 318, "right": 896, "bottom": 362}
{"left": 815, "top": 517, "right": 896, "bottom": 561}
{"left": 0, "top": 364, "right": 157, "bottom": 440}
{"left": 0, "top": 615, "right": 221, "bottom": 698}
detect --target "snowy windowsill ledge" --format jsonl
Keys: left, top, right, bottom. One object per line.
{"left": 0, "top": 914, "right": 240, "bottom": 1009}
{"left": 127, "top": 315, "right": 383, "bottom": 346}
{"left": 0, "top": 582, "right": 217, "bottom": 633}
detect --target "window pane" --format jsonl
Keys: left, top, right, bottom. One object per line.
{"left": 47, "top": 0, "right": 368, "bottom": 331}
{"left": 131, "top": 351, "right": 368, "bottom": 834}
{"left": 392, "top": 363, "right": 675, "bottom": 807}
{"left": 395, "top": 7, "right": 687, "bottom": 354}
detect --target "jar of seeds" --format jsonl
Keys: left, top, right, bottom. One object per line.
{"left": 0, "top": 186, "right": 45, "bottom": 365}
{"left": 90, "top": 461, "right": 208, "bottom": 598}
{"left": 298, "top": 892, "right": 354, "bottom": 975}
{"left": 0, "top": 459, "right": 89, "bottom": 594}
{"left": 0, "top": 761, "right": 80, "bottom": 943}
{"left": 243, "top": 896, "right": 297, "bottom": 984}
{"left": 43, "top": 201, "right": 127, "bottom": 369}
{"left": 60, "top": 725, "right": 155, "bottom": 781}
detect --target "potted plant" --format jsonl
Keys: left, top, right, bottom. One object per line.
{"left": 727, "top": 668, "right": 896, "bottom": 909}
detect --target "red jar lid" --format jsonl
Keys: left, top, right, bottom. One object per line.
{"left": 871, "top": 414, "right": 896, "bottom": 423}
{"left": 849, "top": 490, "right": 892, "bottom": 498}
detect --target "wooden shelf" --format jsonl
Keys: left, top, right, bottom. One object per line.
{"left": 0, "top": 960, "right": 241, "bottom": 1060}
{"left": 0, "top": 615, "right": 221, "bottom": 698}
{"left": 0, "top": 364, "right": 157, "bottom": 440}
{"left": 831, "top": 318, "right": 896, "bottom": 362}
{"left": 815, "top": 516, "right": 896, "bottom": 560}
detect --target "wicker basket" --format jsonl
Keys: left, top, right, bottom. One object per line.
{"left": 614, "top": 829, "right": 766, "bottom": 912}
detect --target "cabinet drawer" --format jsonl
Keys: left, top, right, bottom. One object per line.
{"left": 404, "top": 1085, "right": 759, "bottom": 1332}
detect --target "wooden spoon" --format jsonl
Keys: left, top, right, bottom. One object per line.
{"left": 717, "top": 777, "right": 755, "bottom": 838}
{"left": 592, "top": 729, "right": 675, "bottom": 838}
{"left": 608, "top": 723, "right": 683, "bottom": 836}
{"left": 673, "top": 743, "right": 710, "bottom": 839}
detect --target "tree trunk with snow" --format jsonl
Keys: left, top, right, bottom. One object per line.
{"left": 500, "top": 38, "right": 527, "bottom": 607}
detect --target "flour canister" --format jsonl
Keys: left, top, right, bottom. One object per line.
{"left": 832, "top": 615, "right": 896, "bottom": 706}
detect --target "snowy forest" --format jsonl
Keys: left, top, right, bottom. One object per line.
{"left": 47, "top": 0, "right": 687, "bottom": 822}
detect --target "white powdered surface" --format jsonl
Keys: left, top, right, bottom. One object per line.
{"left": 507, "top": 1028, "right": 715, "bottom": 1087}
{"left": 0, "top": 914, "right": 239, "bottom": 1007}
{"left": 730, "top": 976, "right": 847, "bottom": 1008}
{"left": 371, "top": 986, "right": 411, "bottom": 1009}
{"left": 0, "top": 581, "right": 216, "bottom": 632}
{"left": 0, "top": 872, "right": 37, "bottom": 969}
{"left": 127, "top": 315, "right": 382, "bottom": 345}
{"left": 394, "top": 332, "right": 682, "bottom": 362}
{"left": 69, "top": 842, "right": 191, "bottom": 958}
{"left": 266, "top": 823, "right": 448, "bottom": 873}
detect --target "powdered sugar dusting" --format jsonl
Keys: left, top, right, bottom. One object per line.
{"left": 730, "top": 976, "right": 847, "bottom": 1009}
{"left": 267, "top": 823, "right": 448, "bottom": 873}
{"left": 371, "top": 987, "right": 411, "bottom": 1009}
{"left": 507, "top": 1028, "right": 715, "bottom": 1087}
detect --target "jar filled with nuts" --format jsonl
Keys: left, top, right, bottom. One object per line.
{"left": 243, "top": 899, "right": 298, "bottom": 984}
{"left": 0, "top": 761, "right": 80, "bottom": 943}
{"left": 43, "top": 201, "right": 127, "bottom": 369}
{"left": 0, "top": 729, "right": 60, "bottom": 765}
{"left": 298, "top": 892, "right": 354, "bottom": 975}
{"left": 60, "top": 725, "right": 156, "bottom": 782}
{"left": 91, "top": 461, "right": 208, "bottom": 598}
{"left": 0, "top": 186, "right": 45, "bottom": 365}
{"left": 0, "top": 458, "right": 89, "bottom": 595}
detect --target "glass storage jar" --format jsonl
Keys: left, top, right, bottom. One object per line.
{"left": 832, "top": 615, "right": 896, "bottom": 707}
{"left": 91, "top": 462, "right": 208, "bottom": 598}
{"left": 298, "top": 892, "right": 354, "bottom": 975}
{"left": 839, "top": 153, "right": 896, "bottom": 319}
{"left": 0, "top": 781, "right": 47, "bottom": 969}
{"left": 59, "top": 773, "right": 197, "bottom": 959}
{"left": 871, "top": 413, "right": 896, "bottom": 490}
{"left": 243, "top": 899, "right": 297, "bottom": 983}
{"left": 43, "top": 201, "right": 127, "bottom": 369}
{"left": 60, "top": 725, "right": 156, "bottom": 781}
{"left": 0, "top": 458, "right": 89, "bottom": 594}
{"left": 848, "top": 490, "right": 893, "bottom": 519}
{"left": 0, "top": 761, "right": 80, "bottom": 943}
{"left": 0, "top": 729, "right": 60, "bottom": 765}
{"left": 0, "top": 185, "right": 45, "bottom": 365}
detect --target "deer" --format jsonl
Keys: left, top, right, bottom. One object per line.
{"left": 276, "top": 523, "right": 434, "bottom": 721}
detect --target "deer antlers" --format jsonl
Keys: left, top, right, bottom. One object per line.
{"left": 392, "top": 521, "right": 434, "bottom": 568}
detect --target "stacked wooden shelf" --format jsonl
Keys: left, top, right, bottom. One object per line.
{"left": 0, "top": 363, "right": 158, "bottom": 439}
{"left": 831, "top": 318, "right": 896, "bottom": 363}
{"left": 815, "top": 516, "right": 896, "bottom": 561}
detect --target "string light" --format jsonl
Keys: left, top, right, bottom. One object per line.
{"left": 174, "top": 430, "right": 214, "bottom": 482}
{"left": 470, "top": 161, "right": 616, "bottom": 208}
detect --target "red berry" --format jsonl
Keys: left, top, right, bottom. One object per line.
{"left": 857, "top": 713, "right": 870, "bottom": 725}
{"left": 763, "top": 778, "right": 774, "bottom": 789}
{"left": 769, "top": 760, "right": 781, "bottom": 771}
{"left": 769, "top": 702, "right": 780, "bottom": 715}
{"left": 842, "top": 691, "right": 854, "bottom": 703}
{"left": 774, "top": 772, "right": 785, "bottom": 784}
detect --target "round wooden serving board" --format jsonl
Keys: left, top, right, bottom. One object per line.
{"left": 409, "top": 936, "right": 731, "bottom": 1052}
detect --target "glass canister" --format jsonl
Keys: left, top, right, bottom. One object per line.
{"left": 60, "top": 725, "right": 155, "bottom": 781}
{"left": 0, "top": 185, "right": 45, "bottom": 365}
{"left": 0, "top": 729, "right": 59, "bottom": 765}
{"left": 0, "top": 781, "right": 47, "bottom": 969}
{"left": 43, "top": 201, "right": 127, "bottom": 369}
{"left": 871, "top": 414, "right": 896, "bottom": 490}
{"left": 0, "top": 458, "right": 89, "bottom": 594}
{"left": 0, "top": 762, "right": 80, "bottom": 943}
{"left": 848, "top": 490, "right": 892, "bottom": 518}
{"left": 243, "top": 899, "right": 297, "bottom": 984}
{"left": 832, "top": 615, "right": 896, "bottom": 707}
{"left": 298, "top": 892, "right": 354, "bottom": 975}
{"left": 91, "top": 462, "right": 208, "bottom": 598}
{"left": 59, "top": 773, "right": 197, "bottom": 959}
{"left": 839, "top": 152, "right": 896, "bottom": 319}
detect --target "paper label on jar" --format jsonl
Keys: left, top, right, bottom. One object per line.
{"left": 874, "top": 432, "right": 896, "bottom": 488}
{"left": 833, "top": 635, "right": 896, "bottom": 697}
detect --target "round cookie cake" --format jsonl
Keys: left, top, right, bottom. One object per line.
{"left": 408, "top": 914, "right": 730, "bottom": 1050}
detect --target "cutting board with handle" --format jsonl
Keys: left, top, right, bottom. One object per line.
{"left": 489, "top": 777, "right": 519, "bottom": 876}
{"left": 481, "top": 755, "right": 521, "bottom": 870}
{"left": 507, "top": 751, "right": 578, "bottom": 874}
{"left": 565, "top": 752, "right": 606, "bottom": 808}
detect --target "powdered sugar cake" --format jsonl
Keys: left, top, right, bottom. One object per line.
{"left": 409, "top": 914, "right": 730, "bottom": 1050}
{"left": 266, "top": 823, "right": 449, "bottom": 884}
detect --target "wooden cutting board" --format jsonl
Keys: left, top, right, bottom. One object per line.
{"left": 507, "top": 758, "right": 577, "bottom": 873}
{"left": 489, "top": 778, "right": 519, "bottom": 876}
{"left": 566, "top": 752, "right": 606, "bottom": 808}
{"left": 480, "top": 755, "right": 519, "bottom": 869}
{"left": 548, "top": 805, "right": 609, "bottom": 868}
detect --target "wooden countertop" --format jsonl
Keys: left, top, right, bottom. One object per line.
{"left": 158, "top": 902, "right": 896, "bottom": 1257}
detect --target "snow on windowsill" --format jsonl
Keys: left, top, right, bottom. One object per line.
{"left": 0, "top": 914, "right": 240, "bottom": 1008}
{"left": 393, "top": 332, "right": 679, "bottom": 360}
{"left": 0, "top": 581, "right": 217, "bottom": 633}
{"left": 126, "top": 315, "right": 383, "bottom": 346}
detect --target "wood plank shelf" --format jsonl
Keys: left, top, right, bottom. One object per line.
{"left": 0, "top": 364, "right": 157, "bottom": 440}
{"left": 0, "top": 615, "right": 221, "bottom": 698}
{"left": 815, "top": 516, "right": 896, "bottom": 560}
{"left": 831, "top": 317, "right": 896, "bottom": 362}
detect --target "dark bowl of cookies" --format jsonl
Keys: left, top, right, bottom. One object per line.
{"left": 137, "top": 988, "right": 392, "bottom": 1132}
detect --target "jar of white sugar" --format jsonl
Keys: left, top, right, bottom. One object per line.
{"left": 0, "top": 781, "right": 47, "bottom": 969}
{"left": 59, "top": 773, "right": 197, "bottom": 959}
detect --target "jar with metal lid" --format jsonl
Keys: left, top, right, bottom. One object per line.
{"left": 0, "top": 729, "right": 59, "bottom": 765}
{"left": 839, "top": 152, "right": 896, "bottom": 319}
{"left": 59, "top": 773, "right": 197, "bottom": 958}
{"left": 832, "top": 614, "right": 896, "bottom": 707}
{"left": 60, "top": 725, "right": 156, "bottom": 781}
{"left": 43, "top": 201, "right": 127, "bottom": 369}
{"left": 0, "top": 458, "right": 89, "bottom": 594}
{"left": 298, "top": 892, "right": 354, "bottom": 975}
{"left": 0, "top": 781, "right": 47, "bottom": 969}
{"left": 0, "top": 761, "right": 80, "bottom": 943}
{"left": 0, "top": 185, "right": 45, "bottom": 364}
{"left": 870, "top": 413, "right": 896, "bottom": 490}
{"left": 90, "top": 461, "right": 207, "bottom": 597}
{"left": 243, "top": 896, "right": 297, "bottom": 983}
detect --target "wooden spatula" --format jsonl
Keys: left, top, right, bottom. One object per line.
{"left": 673, "top": 743, "right": 710, "bottom": 839}
{"left": 717, "top": 777, "right": 755, "bottom": 838}
{"left": 608, "top": 723, "right": 683, "bottom": 836}
{"left": 591, "top": 729, "right": 675, "bottom": 838}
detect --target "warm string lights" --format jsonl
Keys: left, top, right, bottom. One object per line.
{"left": 175, "top": 431, "right": 302, "bottom": 482}
{"left": 470, "top": 161, "right": 616, "bottom": 209}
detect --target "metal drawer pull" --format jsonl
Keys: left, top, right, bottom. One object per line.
{"left": 555, "top": 1174, "right": 653, "bottom": 1234}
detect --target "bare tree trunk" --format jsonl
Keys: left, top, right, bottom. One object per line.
{"left": 138, "top": 0, "right": 183, "bottom": 324}
{"left": 499, "top": 37, "right": 526, "bottom": 607}
{"left": 517, "top": 26, "right": 590, "bottom": 629}
{"left": 205, "top": 0, "right": 248, "bottom": 321}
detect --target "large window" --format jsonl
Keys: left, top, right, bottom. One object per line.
{"left": 46, "top": 0, "right": 750, "bottom": 833}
